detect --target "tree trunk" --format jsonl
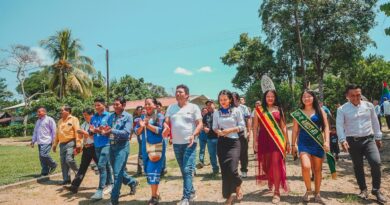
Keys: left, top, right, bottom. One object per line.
{"left": 294, "top": 2, "right": 307, "bottom": 89}
{"left": 16, "top": 66, "right": 28, "bottom": 137}
{"left": 316, "top": 58, "right": 324, "bottom": 101}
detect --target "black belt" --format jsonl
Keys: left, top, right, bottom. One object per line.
{"left": 110, "top": 139, "right": 128, "bottom": 145}
{"left": 346, "top": 135, "right": 373, "bottom": 142}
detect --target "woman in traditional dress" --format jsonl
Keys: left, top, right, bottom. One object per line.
{"left": 213, "top": 90, "right": 245, "bottom": 205}
{"left": 291, "top": 90, "right": 330, "bottom": 203}
{"left": 135, "top": 98, "right": 166, "bottom": 205}
{"left": 253, "top": 90, "right": 290, "bottom": 204}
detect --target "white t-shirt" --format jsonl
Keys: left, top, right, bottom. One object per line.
{"left": 166, "top": 102, "right": 202, "bottom": 144}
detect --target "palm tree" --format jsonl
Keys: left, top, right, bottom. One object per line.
{"left": 40, "top": 29, "right": 96, "bottom": 99}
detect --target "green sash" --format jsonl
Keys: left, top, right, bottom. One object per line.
{"left": 291, "top": 109, "right": 337, "bottom": 179}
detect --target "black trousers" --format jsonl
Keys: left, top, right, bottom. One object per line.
{"left": 377, "top": 115, "right": 382, "bottom": 130}
{"left": 347, "top": 137, "right": 382, "bottom": 191}
{"left": 71, "top": 146, "right": 98, "bottom": 188}
{"left": 238, "top": 131, "right": 248, "bottom": 172}
{"left": 385, "top": 115, "right": 390, "bottom": 130}
{"left": 217, "top": 137, "right": 242, "bottom": 198}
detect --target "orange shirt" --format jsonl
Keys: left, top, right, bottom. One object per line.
{"left": 54, "top": 115, "right": 82, "bottom": 147}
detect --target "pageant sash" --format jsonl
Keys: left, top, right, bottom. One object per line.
{"left": 291, "top": 109, "right": 337, "bottom": 179}
{"left": 255, "top": 106, "right": 286, "bottom": 159}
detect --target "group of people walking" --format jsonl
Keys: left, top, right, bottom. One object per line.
{"left": 30, "top": 83, "right": 387, "bottom": 205}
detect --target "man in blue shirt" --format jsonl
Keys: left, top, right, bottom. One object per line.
{"left": 90, "top": 97, "right": 114, "bottom": 200}
{"left": 103, "top": 96, "right": 139, "bottom": 205}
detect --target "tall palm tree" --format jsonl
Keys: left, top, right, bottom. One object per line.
{"left": 40, "top": 29, "right": 96, "bottom": 99}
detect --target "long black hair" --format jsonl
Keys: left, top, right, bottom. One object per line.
{"left": 261, "top": 90, "right": 285, "bottom": 122}
{"left": 231, "top": 92, "right": 240, "bottom": 108}
{"left": 217, "top": 89, "right": 234, "bottom": 108}
{"left": 300, "top": 90, "right": 325, "bottom": 131}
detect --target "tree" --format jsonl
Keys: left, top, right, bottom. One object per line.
{"left": 0, "top": 78, "right": 13, "bottom": 109}
{"left": 380, "top": 2, "right": 390, "bottom": 35}
{"left": 0, "top": 45, "right": 45, "bottom": 136}
{"left": 0, "top": 78, "right": 13, "bottom": 101}
{"left": 260, "top": 0, "right": 377, "bottom": 100}
{"left": 40, "top": 29, "right": 96, "bottom": 99}
{"left": 221, "top": 33, "right": 277, "bottom": 90}
{"left": 110, "top": 75, "right": 168, "bottom": 100}
{"left": 16, "top": 69, "right": 50, "bottom": 98}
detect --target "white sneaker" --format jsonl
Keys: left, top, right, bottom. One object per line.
{"left": 103, "top": 184, "right": 113, "bottom": 195}
{"left": 241, "top": 172, "right": 247, "bottom": 178}
{"left": 177, "top": 199, "right": 189, "bottom": 205}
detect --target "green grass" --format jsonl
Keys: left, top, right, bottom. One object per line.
{"left": 0, "top": 142, "right": 139, "bottom": 186}
{"left": 340, "top": 194, "right": 362, "bottom": 203}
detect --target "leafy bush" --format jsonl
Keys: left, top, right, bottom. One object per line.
{"left": 0, "top": 124, "right": 34, "bottom": 138}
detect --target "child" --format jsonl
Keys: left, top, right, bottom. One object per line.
{"left": 330, "top": 126, "right": 340, "bottom": 161}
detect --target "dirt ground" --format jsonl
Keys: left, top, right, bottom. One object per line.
{"left": 0, "top": 129, "right": 389, "bottom": 205}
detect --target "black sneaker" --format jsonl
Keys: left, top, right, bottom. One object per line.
{"left": 60, "top": 181, "right": 71, "bottom": 186}
{"left": 129, "top": 181, "right": 139, "bottom": 195}
{"left": 48, "top": 164, "right": 57, "bottom": 175}
{"left": 372, "top": 190, "right": 387, "bottom": 204}
{"left": 358, "top": 189, "right": 368, "bottom": 200}
{"left": 64, "top": 185, "right": 78, "bottom": 194}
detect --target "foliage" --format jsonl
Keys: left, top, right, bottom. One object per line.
{"left": 40, "top": 29, "right": 96, "bottom": 99}
{"left": 260, "top": 0, "right": 377, "bottom": 100}
{"left": 0, "top": 78, "right": 13, "bottom": 100}
{"left": 221, "top": 33, "right": 276, "bottom": 90}
{"left": 16, "top": 70, "right": 50, "bottom": 98}
{"left": 0, "top": 124, "right": 34, "bottom": 137}
{"left": 110, "top": 75, "right": 169, "bottom": 100}
{"left": 380, "top": 2, "right": 390, "bottom": 35}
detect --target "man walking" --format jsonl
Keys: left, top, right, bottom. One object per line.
{"left": 31, "top": 107, "right": 57, "bottom": 176}
{"left": 52, "top": 105, "right": 80, "bottom": 185}
{"left": 163, "top": 84, "right": 202, "bottom": 205}
{"left": 90, "top": 97, "right": 114, "bottom": 200}
{"left": 203, "top": 100, "right": 219, "bottom": 174}
{"left": 232, "top": 93, "right": 251, "bottom": 178}
{"left": 104, "top": 97, "right": 139, "bottom": 205}
{"left": 383, "top": 97, "right": 390, "bottom": 130}
{"left": 336, "top": 84, "right": 387, "bottom": 203}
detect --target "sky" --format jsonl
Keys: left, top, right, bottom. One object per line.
{"left": 0, "top": 0, "right": 389, "bottom": 100}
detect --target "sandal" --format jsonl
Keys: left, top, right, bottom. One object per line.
{"left": 148, "top": 196, "right": 160, "bottom": 205}
{"left": 302, "top": 190, "right": 312, "bottom": 202}
{"left": 236, "top": 186, "right": 243, "bottom": 201}
{"left": 314, "top": 193, "right": 324, "bottom": 204}
{"left": 272, "top": 194, "right": 280, "bottom": 204}
{"left": 224, "top": 195, "right": 233, "bottom": 205}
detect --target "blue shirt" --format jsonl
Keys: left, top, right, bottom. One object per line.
{"left": 91, "top": 111, "right": 111, "bottom": 148}
{"left": 107, "top": 111, "right": 133, "bottom": 141}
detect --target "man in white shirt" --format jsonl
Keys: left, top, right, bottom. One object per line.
{"left": 163, "top": 84, "right": 203, "bottom": 205}
{"left": 373, "top": 100, "right": 382, "bottom": 130}
{"left": 383, "top": 97, "right": 390, "bottom": 129}
{"left": 336, "top": 84, "right": 386, "bottom": 203}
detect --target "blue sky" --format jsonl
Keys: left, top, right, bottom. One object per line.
{"left": 1, "top": 0, "right": 389, "bottom": 100}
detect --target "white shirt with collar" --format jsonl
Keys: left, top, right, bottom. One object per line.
{"left": 336, "top": 101, "right": 382, "bottom": 143}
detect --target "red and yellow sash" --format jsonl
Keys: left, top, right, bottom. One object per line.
{"left": 255, "top": 106, "right": 286, "bottom": 159}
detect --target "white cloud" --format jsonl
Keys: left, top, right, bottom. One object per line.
{"left": 174, "top": 67, "right": 193, "bottom": 76}
{"left": 198, "top": 66, "right": 212, "bottom": 73}
{"left": 31, "top": 47, "right": 52, "bottom": 66}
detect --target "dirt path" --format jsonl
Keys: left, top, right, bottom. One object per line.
{"left": 0, "top": 130, "right": 389, "bottom": 205}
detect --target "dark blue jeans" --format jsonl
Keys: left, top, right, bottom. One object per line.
{"left": 207, "top": 138, "right": 219, "bottom": 172}
{"left": 38, "top": 143, "right": 57, "bottom": 175}
{"left": 198, "top": 134, "right": 207, "bottom": 164}
{"left": 173, "top": 143, "right": 197, "bottom": 200}
{"left": 95, "top": 145, "right": 113, "bottom": 189}
{"left": 110, "top": 140, "right": 137, "bottom": 204}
